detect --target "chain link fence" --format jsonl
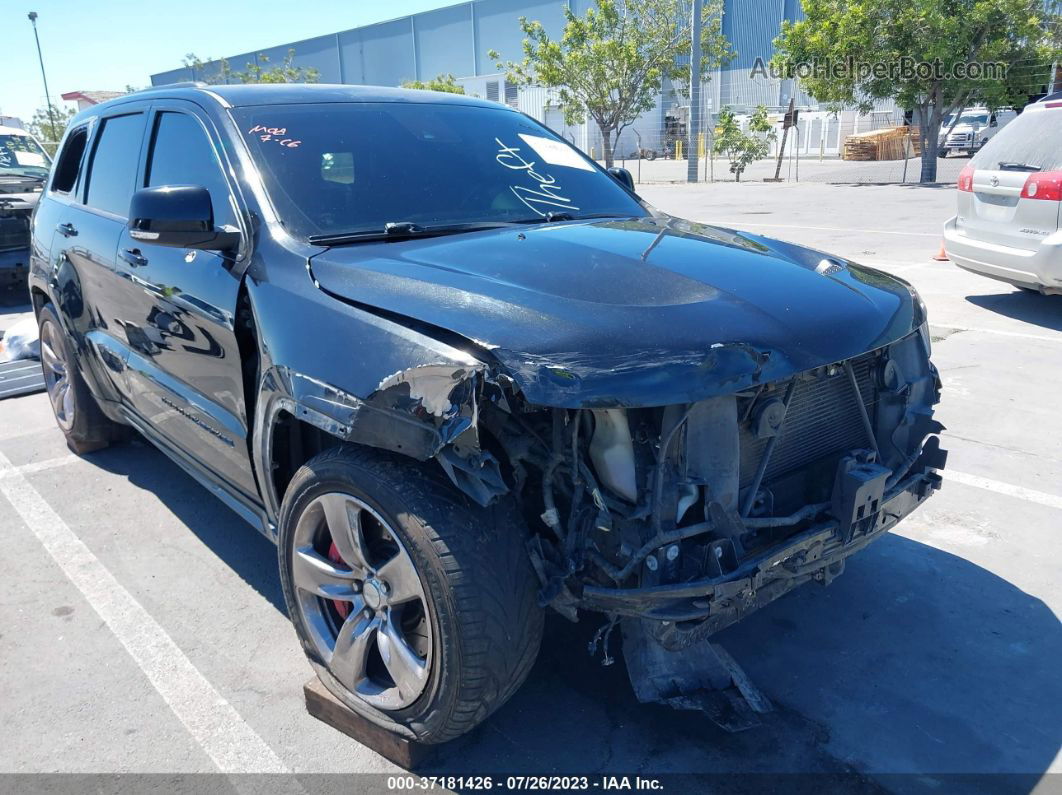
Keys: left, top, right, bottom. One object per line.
{"left": 570, "top": 109, "right": 971, "bottom": 186}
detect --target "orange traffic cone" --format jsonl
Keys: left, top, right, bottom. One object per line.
{"left": 932, "top": 239, "right": 949, "bottom": 261}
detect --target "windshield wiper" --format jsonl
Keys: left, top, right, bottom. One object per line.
{"left": 998, "top": 161, "right": 1042, "bottom": 172}
{"left": 308, "top": 221, "right": 521, "bottom": 246}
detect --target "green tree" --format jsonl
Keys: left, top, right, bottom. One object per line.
{"left": 183, "top": 49, "right": 320, "bottom": 84}
{"left": 490, "top": 0, "right": 733, "bottom": 168}
{"left": 712, "top": 105, "right": 776, "bottom": 181}
{"left": 28, "top": 104, "right": 76, "bottom": 155}
{"left": 773, "top": 0, "right": 1060, "bottom": 182}
{"left": 401, "top": 74, "right": 467, "bottom": 93}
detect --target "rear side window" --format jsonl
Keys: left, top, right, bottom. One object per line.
{"left": 85, "top": 113, "right": 145, "bottom": 217}
{"left": 972, "top": 108, "right": 1062, "bottom": 171}
{"left": 51, "top": 127, "right": 88, "bottom": 194}
{"left": 145, "top": 112, "right": 237, "bottom": 228}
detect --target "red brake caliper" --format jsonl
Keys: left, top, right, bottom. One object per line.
{"left": 327, "top": 542, "right": 351, "bottom": 619}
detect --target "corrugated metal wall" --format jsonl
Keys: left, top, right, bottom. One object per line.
{"left": 149, "top": 0, "right": 898, "bottom": 144}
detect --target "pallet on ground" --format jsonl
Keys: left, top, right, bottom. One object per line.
{"left": 842, "top": 127, "right": 921, "bottom": 161}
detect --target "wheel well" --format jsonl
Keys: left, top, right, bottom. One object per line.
{"left": 270, "top": 411, "right": 345, "bottom": 505}
{"left": 268, "top": 404, "right": 519, "bottom": 510}
{"left": 30, "top": 287, "right": 49, "bottom": 316}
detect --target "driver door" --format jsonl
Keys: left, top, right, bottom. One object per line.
{"left": 114, "top": 103, "right": 258, "bottom": 499}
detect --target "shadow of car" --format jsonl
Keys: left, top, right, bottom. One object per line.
{"left": 966, "top": 291, "right": 1062, "bottom": 333}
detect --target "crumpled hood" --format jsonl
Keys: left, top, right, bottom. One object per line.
{"left": 309, "top": 216, "right": 921, "bottom": 407}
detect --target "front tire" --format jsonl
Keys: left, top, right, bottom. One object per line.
{"left": 278, "top": 446, "right": 543, "bottom": 744}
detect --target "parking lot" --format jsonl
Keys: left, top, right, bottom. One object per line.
{"left": 1, "top": 181, "right": 1059, "bottom": 790}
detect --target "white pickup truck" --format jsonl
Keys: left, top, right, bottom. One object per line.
{"left": 938, "top": 108, "right": 1017, "bottom": 158}
{"left": 0, "top": 125, "right": 52, "bottom": 287}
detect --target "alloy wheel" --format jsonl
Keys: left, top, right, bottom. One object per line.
{"left": 40, "top": 320, "right": 75, "bottom": 432}
{"left": 292, "top": 492, "right": 432, "bottom": 710}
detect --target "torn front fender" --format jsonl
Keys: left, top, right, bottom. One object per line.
{"left": 254, "top": 361, "right": 504, "bottom": 515}
{"left": 244, "top": 265, "right": 508, "bottom": 519}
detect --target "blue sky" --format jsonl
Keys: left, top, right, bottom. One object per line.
{"left": 3, "top": 0, "right": 447, "bottom": 123}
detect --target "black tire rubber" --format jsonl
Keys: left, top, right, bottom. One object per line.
{"left": 278, "top": 445, "right": 544, "bottom": 744}
{"left": 37, "top": 302, "right": 123, "bottom": 454}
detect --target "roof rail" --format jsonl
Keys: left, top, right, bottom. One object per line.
{"left": 131, "top": 81, "right": 208, "bottom": 93}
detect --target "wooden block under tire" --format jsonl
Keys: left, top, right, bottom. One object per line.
{"left": 303, "top": 677, "right": 432, "bottom": 769}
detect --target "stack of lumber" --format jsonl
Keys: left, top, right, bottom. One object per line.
{"left": 842, "top": 127, "right": 921, "bottom": 161}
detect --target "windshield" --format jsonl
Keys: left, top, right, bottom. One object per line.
{"left": 232, "top": 102, "right": 646, "bottom": 239}
{"left": 972, "top": 108, "right": 1062, "bottom": 171}
{"left": 0, "top": 132, "right": 52, "bottom": 178}
{"left": 946, "top": 113, "right": 989, "bottom": 127}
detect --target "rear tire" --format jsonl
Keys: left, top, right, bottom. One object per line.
{"left": 278, "top": 445, "right": 543, "bottom": 744}
{"left": 37, "top": 302, "right": 123, "bottom": 454}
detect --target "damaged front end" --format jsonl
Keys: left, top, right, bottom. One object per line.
{"left": 500, "top": 328, "right": 945, "bottom": 641}
{"left": 467, "top": 325, "right": 946, "bottom": 722}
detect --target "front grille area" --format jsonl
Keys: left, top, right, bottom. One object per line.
{"left": 0, "top": 213, "right": 30, "bottom": 252}
{"left": 739, "top": 353, "right": 878, "bottom": 489}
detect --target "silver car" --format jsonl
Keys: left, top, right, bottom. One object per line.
{"left": 943, "top": 99, "right": 1062, "bottom": 294}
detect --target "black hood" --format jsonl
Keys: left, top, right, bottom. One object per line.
{"left": 309, "top": 216, "right": 921, "bottom": 407}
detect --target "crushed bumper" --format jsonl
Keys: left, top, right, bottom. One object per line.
{"left": 579, "top": 466, "right": 943, "bottom": 650}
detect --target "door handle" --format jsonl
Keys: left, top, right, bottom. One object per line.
{"left": 120, "top": 248, "right": 148, "bottom": 268}
{"left": 56, "top": 222, "right": 77, "bottom": 238}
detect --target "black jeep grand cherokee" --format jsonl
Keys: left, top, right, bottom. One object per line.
{"left": 30, "top": 84, "right": 945, "bottom": 743}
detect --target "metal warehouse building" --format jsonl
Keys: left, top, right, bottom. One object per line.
{"left": 150, "top": 0, "right": 897, "bottom": 158}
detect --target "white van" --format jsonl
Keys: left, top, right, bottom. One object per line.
{"left": 938, "top": 107, "right": 1017, "bottom": 158}
{"left": 942, "top": 100, "right": 1062, "bottom": 294}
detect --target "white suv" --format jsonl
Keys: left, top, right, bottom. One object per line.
{"left": 943, "top": 100, "right": 1062, "bottom": 294}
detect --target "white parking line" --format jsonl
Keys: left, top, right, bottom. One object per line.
{"left": 947, "top": 470, "right": 1062, "bottom": 511}
{"left": 0, "top": 453, "right": 78, "bottom": 479}
{"left": 0, "top": 450, "right": 289, "bottom": 774}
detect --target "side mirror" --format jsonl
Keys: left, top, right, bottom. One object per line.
{"left": 128, "top": 185, "right": 239, "bottom": 251}
{"left": 607, "top": 166, "right": 636, "bottom": 193}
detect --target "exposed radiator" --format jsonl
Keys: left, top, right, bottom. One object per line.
{"left": 739, "top": 354, "right": 878, "bottom": 488}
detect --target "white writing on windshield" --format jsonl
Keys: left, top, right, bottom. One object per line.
{"left": 495, "top": 138, "right": 580, "bottom": 216}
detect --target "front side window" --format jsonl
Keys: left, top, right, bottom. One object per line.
{"left": 146, "top": 112, "right": 237, "bottom": 229}
{"left": 85, "top": 113, "right": 145, "bottom": 217}
{"left": 0, "top": 132, "right": 52, "bottom": 179}
{"left": 232, "top": 102, "right": 645, "bottom": 240}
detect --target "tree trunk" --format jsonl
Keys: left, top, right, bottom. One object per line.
{"left": 598, "top": 123, "right": 615, "bottom": 169}
{"left": 917, "top": 102, "right": 942, "bottom": 184}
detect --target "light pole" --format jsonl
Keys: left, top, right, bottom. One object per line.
{"left": 27, "top": 12, "right": 59, "bottom": 139}
{"left": 686, "top": 0, "right": 702, "bottom": 183}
